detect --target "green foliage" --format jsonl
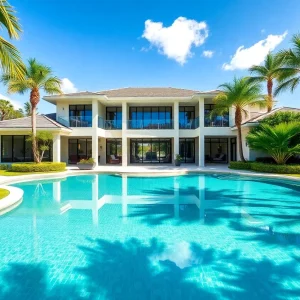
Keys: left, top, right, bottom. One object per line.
{"left": 229, "top": 161, "right": 300, "bottom": 174}
{"left": 26, "top": 131, "right": 53, "bottom": 162}
{"left": 246, "top": 122, "right": 300, "bottom": 164}
{"left": 78, "top": 158, "right": 95, "bottom": 164}
{"left": 259, "top": 111, "right": 300, "bottom": 127}
{"left": 0, "top": 164, "right": 9, "bottom": 170}
{"left": 175, "top": 154, "right": 182, "bottom": 162}
{"left": 11, "top": 162, "right": 66, "bottom": 172}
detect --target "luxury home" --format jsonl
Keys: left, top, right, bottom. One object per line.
{"left": 0, "top": 87, "right": 297, "bottom": 166}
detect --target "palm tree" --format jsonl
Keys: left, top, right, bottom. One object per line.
{"left": 0, "top": 99, "right": 13, "bottom": 120}
{"left": 1, "top": 58, "right": 62, "bottom": 162}
{"left": 0, "top": 0, "right": 25, "bottom": 78}
{"left": 275, "top": 34, "right": 300, "bottom": 95}
{"left": 212, "top": 77, "right": 266, "bottom": 162}
{"left": 248, "top": 52, "right": 284, "bottom": 112}
{"left": 246, "top": 122, "right": 300, "bottom": 165}
{"left": 24, "top": 101, "right": 38, "bottom": 116}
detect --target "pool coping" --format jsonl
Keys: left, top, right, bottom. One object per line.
{"left": 0, "top": 167, "right": 299, "bottom": 186}
{"left": 0, "top": 185, "right": 24, "bottom": 215}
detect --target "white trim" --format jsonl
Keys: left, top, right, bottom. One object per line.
{"left": 0, "top": 185, "right": 23, "bottom": 215}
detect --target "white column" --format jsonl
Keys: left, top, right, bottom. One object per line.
{"left": 53, "top": 134, "right": 61, "bottom": 162}
{"left": 173, "top": 101, "right": 179, "bottom": 163}
{"left": 122, "top": 102, "right": 128, "bottom": 166}
{"left": 92, "top": 99, "right": 99, "bottom": 128}
{"left": 92, "top": 133, "right": 98, "bottom": 166}
{"left": 199, "top": 97, "right": 205, "bottom": 167}
{"left": 53, "top": 181, "right": 61, "bottom": 202}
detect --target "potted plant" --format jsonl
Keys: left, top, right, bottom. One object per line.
{"left": 174, "top": 154, "right": 182, "bottom": 166}
{"left": 77, "top": 158, "right": 96, "bottom": 170}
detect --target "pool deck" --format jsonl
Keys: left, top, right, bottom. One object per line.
{"left": 0, "top": 164, "right": 299, "bottom": 185}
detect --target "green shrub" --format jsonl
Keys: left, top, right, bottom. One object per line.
{"left": 229, "top": 161, "right": 253, "bottom": 170}
{"left": 229, "top": 161, "right": 300, "bottom": 174}
{"left": 78, "top": 158, "right": 95, "bottom": 164}
{"left": 0, "top": 164, "right": 9, "bottom": 170}
{"left": 10, "top": 162, "right": 66, "bottom": 172}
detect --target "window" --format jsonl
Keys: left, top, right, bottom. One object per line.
{"left": 106, "top": 139, "right": 122, "bottom": 164}
{"left": 205, "top": 138, "right": 228, "bottom": 163}
{"left": 1, "top": 135, "right": 51, "bottom": 162}
{"left": 179, "top": 107, "right": 196, "bottom": 129}
{"left": 128, "top": 107, "right": 173, "bottom": 129}
{"left": 179, "top": 138, "right": 195, "bottom": 163}
{"left": 69, "top": 105, "right": 92, "bottom": 127}
{"left": 106, "top": 107, "right": 122, "bottom": 129}
{"left": 130, "top": 139, "right": 171, "bottom": 163}
{"left": 204, "top": 104, "right": 229, "bottom": 127}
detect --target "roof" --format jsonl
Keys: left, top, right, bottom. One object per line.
{"left": 0, "top": 114, "right": 70, "bottom": 129}
{"left": 243, "top": 107, "right": 300, "bottom": 124}
{"left": 96, "top": 87, "right": 200, "bottom": 97}
{"left": 44, "top": 87, "right": 221, "bottom": 99}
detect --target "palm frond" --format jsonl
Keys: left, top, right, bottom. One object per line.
{"left": 42, "top": 76, "right": 62, "bottom": 94}
{"left": 275, "top": 77, "right": 300, "bottom": 95}
{"left": 0, "top": 0, "right": 21, "bottom": 39}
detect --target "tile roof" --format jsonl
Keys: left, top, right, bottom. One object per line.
{"left": 0, "top": 114, "right": 69, "bottom": 129}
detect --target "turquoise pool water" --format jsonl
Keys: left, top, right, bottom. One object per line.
{"left": 0, "top": 173, "right": 299, "bottom": 299}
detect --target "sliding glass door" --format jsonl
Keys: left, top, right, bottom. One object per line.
{"left": 106, "top": 139, "right": 122, "bottom": 164}
{"left": 205, "top": 138, "right": 229, "bottom": 163}
{"left": 68, "top": 138, "right": 92, "bottom": 164}
{"left": 130, "top": 139, "right": 171, "bottom": 163}
{"left": 179, "top": 138, "right": 195, "bottom": 163}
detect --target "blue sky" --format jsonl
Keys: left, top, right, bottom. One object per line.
{"left": 1, "top": 0, "right": 300, "bottom": 113}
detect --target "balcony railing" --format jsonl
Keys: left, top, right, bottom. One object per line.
{"left": 57, "top": 116, "right": 92, "bottom": 127}
{"left": 128, "top": 119, "right": 174, "bottom": 129}
{"left": 98, "top": 117, "right": 122, "bottom": 129}
{"left": 179, "top": 117, "right": 199, "bottom": 129}
{"left": 205, "top": 115, "right": 229, "bottom": 127}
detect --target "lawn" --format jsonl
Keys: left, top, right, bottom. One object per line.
{"left": 0, "top": 170, "right": 65, "bottom": 176}
{"left": 0, "top": 188, "right": 10, "bottom": 199}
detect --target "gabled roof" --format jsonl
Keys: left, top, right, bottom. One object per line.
{"left": 0, "top": 114, "right": 70, "bottom": 129}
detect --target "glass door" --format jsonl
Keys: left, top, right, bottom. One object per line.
{"left": 179, "top": 138, "right": 195, "bottom": 163}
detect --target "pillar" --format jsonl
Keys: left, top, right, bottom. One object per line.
{"left": 92, "top": 99, "right": 99, "bottom": 128}
{"left": 173, "top": 101, "right": 179, "bottom": 163}
{"left": 122, "top": 102, "right": 128, "bottom": 166}
{"left": 53, "top": 134, "right": 61, "bottom": 162}
{"left": 198, "top": 97, "right": 205, "bottom": 167}
{"left": 92, "top": 133, "right": 98, "bottom": 166}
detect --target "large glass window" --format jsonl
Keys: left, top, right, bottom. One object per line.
{"left": 106, "top": 107, "right": 122, "bottom": 129}
{"left": 179, "top": 138, "right": 195, "bottom": 163}
{"left": 205, "top": 138, "right": 228, "bottom": 163}
{"left": 130, "top": 139, "right": 171, "bottom": 163}
{"left": 68, "top": 138, "right": 92, "bottom": 164}
{"left": 128, "top": 107, "right": 173, "bottom": 129}
{"left": 69, "top": 105, "right": 92, "bottom": 127}
{"left": 204, "top": 104, "right": 229, "bottom": 127}
{"left": 1, "top": 135, "right": 51, "bottom": 162}
{"left": 179, "top": 106, "right": 196, "bottom": 129}
{"left": 106, "top": 139, "right": 122, "bottom": 164}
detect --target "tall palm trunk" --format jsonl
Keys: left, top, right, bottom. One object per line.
{"left": 235, "top": 108, "right": 245, "bottom": 162}
{"left": 30, "top": 87, "right": 40, "bottom": 163}
{"left": 267, "top": 79, "right": 273, "bottom": 112}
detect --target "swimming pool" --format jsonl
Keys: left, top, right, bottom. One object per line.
{"left": 0, "top": 173, "right": 299, "bottom": 299}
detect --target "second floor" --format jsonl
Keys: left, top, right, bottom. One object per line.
{"left": 44, "top": 87, "right": 267, "bottom": 132}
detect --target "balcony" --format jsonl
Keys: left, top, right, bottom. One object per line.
{"left": 128, "top": 119, "right": 174, "bottom": 130}
{"left": 57, "top": 116, "right": 92, "bottom": 127}
{"left": 204, "top": 115, "right": 229, "bottom": 127}
{"left": 98, "top": 117, "right": 122, "bottom": 130}
{"left": 179, "top": 117, "right": 199, "bottom": 129}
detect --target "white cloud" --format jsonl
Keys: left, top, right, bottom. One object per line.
{"left": 142, "top": 17, "right": 209, "bottom": 65}
{"left": 222, "top": 31, "right": 288, "bottom": 71}
{"left": 61, "top": 78, "right": 78, "bottom": 94}
{"left": 0, "top": 94, "right": 22, "bottom": 109}
{"left": 202, "top": 50, "right": 214, "bottom": 58}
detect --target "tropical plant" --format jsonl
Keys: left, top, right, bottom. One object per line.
{"left": 275, "top": 34, "right": 300, "bottom": 95}
{"left": 1, "top": 58, "right": 62, "bottom": 162}
{"left": 26, "top": 131, "right": 53, "bottom": 163}
{"left": 212, "top": 77, "right": 266, "bottom": 162}
{"left": 246, "top": 122, "right": 300, "bottom": 165}
{"left": 0, "top": 99, "right": 13, "bottom": 120}
{"left": 9, "top": 107, "right": 23, "bottom": 119}
{"left": 0, "top": 0, "right": 25, "bottom": 78}
{"left": 248, "top": 52, "right": 285, "bottom": 112}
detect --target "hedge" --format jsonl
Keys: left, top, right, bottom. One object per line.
{"left": 10, "top": 162, "right": 66, "bottom": 172}
{"left": 229, "top": 161, "right": 300, "bottom": 174}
